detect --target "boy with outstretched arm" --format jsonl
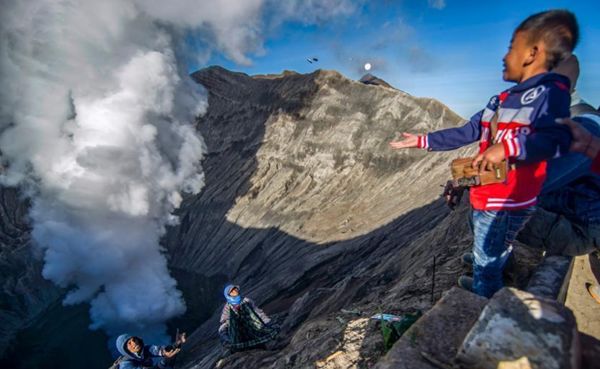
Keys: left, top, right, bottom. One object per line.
{"left": 390, "top": 10, "right": 579, "bottom": 298}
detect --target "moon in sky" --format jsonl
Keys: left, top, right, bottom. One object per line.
{"left": 364, "top": 62, "right": 372, "bottom": 71}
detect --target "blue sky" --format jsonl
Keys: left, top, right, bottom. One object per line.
{"left": 191, "top": 1, "right": 599, "bottom": 118}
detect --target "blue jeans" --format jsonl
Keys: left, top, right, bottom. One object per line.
{"left": 471, "top": 207, "right": 535, "bottom": 298}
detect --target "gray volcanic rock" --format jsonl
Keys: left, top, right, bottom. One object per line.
{"left": 374, "top": 287, "right": 488, "bottom": 369}
{"left": 0, "top": 67, "right": 544, "bottom": 369}
{"left": 457, "top": 288, "right": 579, "bottom": 369}
{"left": 359, "top": 73, "right": 394, "bottom": 89}
{"left": 164, "top": 67, "right": 482, "bottom": 369}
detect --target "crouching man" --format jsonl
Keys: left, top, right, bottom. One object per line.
{"left": 113, "top": 332, "right": 185, "bottom": 369}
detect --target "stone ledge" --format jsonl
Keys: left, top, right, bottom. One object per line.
{"left": 457, "top": 287, "right": 579, "bottom": 369}
{"left": 373, "top": 287, "right": 487, "bottom": 369}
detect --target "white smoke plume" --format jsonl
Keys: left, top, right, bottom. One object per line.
{"left": 0, "top": 0, "right": 359, "bottom": 338}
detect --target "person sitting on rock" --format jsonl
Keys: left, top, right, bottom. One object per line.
{"left": 516, "top": 54, "right": 600, "bottom": 256}
{"left": 114, "top": 332, "right": 185, "bottom": 369}
{"left": 218, "top": 284, "right": 279, "bottom": 352}
{"left": 544, "top": 107, "right": 600, "bottom": 305}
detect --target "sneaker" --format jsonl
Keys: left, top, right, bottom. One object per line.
{"left": 586, "top": 283, "right": 600, "bottom": 304}
{"left": 461, "top": 253, "right": 474, "bottom": 266}
{"left": 458, "top": 275, "right": 474, "bottom": 292}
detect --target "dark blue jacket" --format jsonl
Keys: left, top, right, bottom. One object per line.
{"left": 116, "top": 334, "right": 166, "bottom": 369}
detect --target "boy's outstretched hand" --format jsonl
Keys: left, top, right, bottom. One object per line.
{"left": 175, "top": 331, "right": 187, "bottom": 346}
{"left": 163, "top": 347, "right": 181, "bottom": 358}
{"left": 389, "top": 133, "right": 419, "bottom": 149}
{"left": 472, "top": 143, "right": 506, "bottom": 171}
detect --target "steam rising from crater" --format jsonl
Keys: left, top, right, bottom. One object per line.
{"left": 0, "top": 0, "right": 359, "bottom": 338}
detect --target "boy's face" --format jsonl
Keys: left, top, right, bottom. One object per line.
{"left": 127, "top": 337, "right": 143, "bottom": 354}
{"left": 502, "top": 31, "right": 535, "bottom": 83}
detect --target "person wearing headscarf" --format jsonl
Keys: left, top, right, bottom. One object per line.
{"left": 218, "top": 284, "right": 279, "bottom": 352}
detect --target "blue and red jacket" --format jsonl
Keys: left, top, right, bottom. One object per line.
{"left": 416, "top": 72, "right": 572, "bottom": 210}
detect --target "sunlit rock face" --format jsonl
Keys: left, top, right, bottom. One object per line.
{"left": 164, "top": 67, "right": 479, "bottom": 369}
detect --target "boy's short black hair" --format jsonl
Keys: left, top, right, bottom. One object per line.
{"left": 129, "top": 336, "right": 143, "bottom": 347}
{"left": 516, "top": 9, "right": 579, "bottom": 70}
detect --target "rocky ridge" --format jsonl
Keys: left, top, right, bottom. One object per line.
{"left": 0, "top": 66, "right": 543, "bottom": 369}
{"left": 164, "top": 67, "right": 484, "bottom": 369}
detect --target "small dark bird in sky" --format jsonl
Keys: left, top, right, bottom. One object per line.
{"left": 306, "top": 57, "right": 319, "bottom": 64}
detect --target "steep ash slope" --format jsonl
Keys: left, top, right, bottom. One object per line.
{"left": 0, "top": 188, "right": 61, "bottom": 356}
{"left": 164, "top": 67, "right": 483, "bottom": 369}
{"left": 0, "top": 67, "right": 542, "bottom": 369}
